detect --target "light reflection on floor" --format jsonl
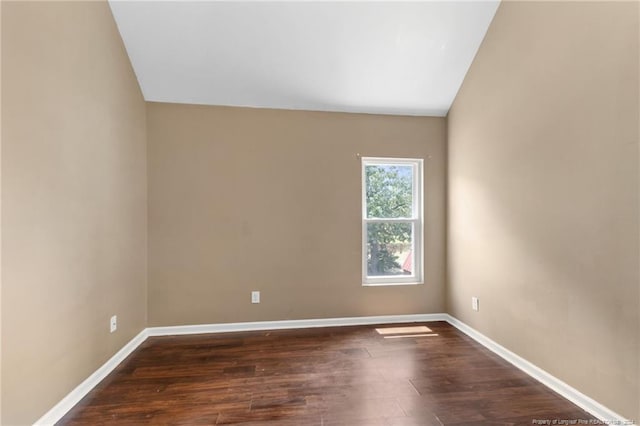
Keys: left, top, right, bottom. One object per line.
{"left": 383, "top": 333, "right": 439, "bottom": 339}
{"left": 375, "top": 325, "right": 439, "bottom": 339}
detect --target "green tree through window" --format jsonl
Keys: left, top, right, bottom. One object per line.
{"left": 365, "top": 165, "right": 413, "bottom": 275}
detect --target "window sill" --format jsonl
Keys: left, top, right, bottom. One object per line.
{"left": 362, "top": 281, "right": 424, "bottom": 287}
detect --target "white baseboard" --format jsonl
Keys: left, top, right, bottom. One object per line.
{"left": 444, "top": 314, "right": 636, "bottom": 426}
{"left": 33, "top": 313, "right": 636, "bottom": 426}
{"left": 146, "top": 313, "right": 448, "bottom": 337}
{"left": 33, "top": 329, "right": 149, "bottom": 426}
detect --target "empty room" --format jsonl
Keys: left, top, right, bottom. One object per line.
{"left": 1, "top": 0, "right": 639, "bottom": 425}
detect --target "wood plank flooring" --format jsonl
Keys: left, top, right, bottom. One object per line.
{"left": 58, "top": 321, "right": 597, "bottom": 425}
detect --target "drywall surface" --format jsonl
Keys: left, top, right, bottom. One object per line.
{"left": 147, "top": 103, "right": 446, "bottom": 326}
{"left": 1, "top": 1, "right": 147, "bottom": 423}
{"left": 448, "top": 1, "right": 639, "bottom": 420}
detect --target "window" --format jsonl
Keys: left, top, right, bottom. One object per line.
{"left": 362, "top": 157, "right": 423, "bottom": 285}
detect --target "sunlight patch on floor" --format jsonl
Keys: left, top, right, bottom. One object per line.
{"left": 375, "top": 325, "right": 432, "bottom": 335}
{"left": 375, "top": 326, "right": 439, "bottom": 339}
{"left": 383, "top": 333, "right": 439, "bottom": 339}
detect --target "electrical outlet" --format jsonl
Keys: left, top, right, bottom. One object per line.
{"left": 472, "top": 297, "right": 479, "bottom": 312}
{"left": 251, "top": 291, "right": 260, "bottom": 304}
{"left": 110, "top": 315, "right": 117, "bottom": 333}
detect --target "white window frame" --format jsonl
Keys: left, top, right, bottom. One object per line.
{"left": 362, "top": 157, "right": 424, "bottom": 286}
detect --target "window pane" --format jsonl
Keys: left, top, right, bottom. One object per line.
{"left": 367, "top": 222, "right": 413, "bottom": 276}
{"left": 365, "top": 164, "right": 413, "bottom": 218}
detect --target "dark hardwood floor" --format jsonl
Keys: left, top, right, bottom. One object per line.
{"left": 58, "top": 321, "right": 597, "bottom": 425}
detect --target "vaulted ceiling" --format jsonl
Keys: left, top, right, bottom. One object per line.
{"left": 109, "top": 1, "right": 500, "bottom": 116}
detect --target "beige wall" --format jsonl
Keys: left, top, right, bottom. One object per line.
{"left": 448, "top": 1, "right": 639, "bottom": 421}
{"left": 1, "top": 2, "right": 147, "bottom": 424}
{"left": 147, "top": 103, "right": 446, "bottom": 326}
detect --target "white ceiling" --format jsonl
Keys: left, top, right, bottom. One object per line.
{"left": 109, "top": 1, "right": 499, "bottom": 117}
